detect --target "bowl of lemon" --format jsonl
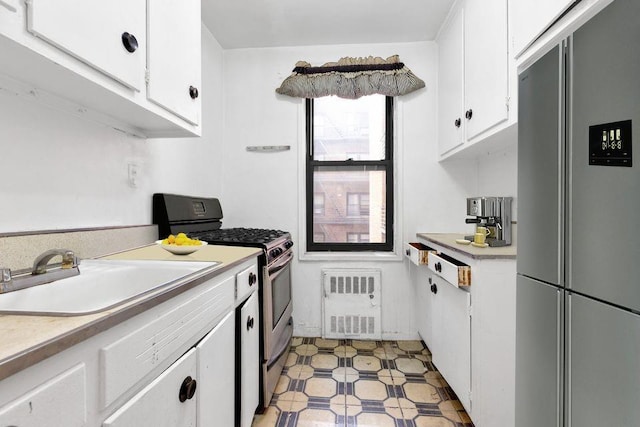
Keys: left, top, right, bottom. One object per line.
{"left": 156, "top": 233, "right": 208, "bottom": 255}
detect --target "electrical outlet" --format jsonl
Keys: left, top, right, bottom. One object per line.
{"left": 128, "top": 163, "right": 139, "bottom": 188}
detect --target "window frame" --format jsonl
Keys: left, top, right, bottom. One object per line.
{"left": 305, "top": 96, "right": 394, "bottom": 252}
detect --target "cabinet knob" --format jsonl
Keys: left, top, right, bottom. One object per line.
{"left": 405, "top": 249, "right": 410, "bottom": 256}
{"left": 121, "top": 32, "right": 138, "bottom": 53}
{"left": 431, "top": 283, "right": 438, "bottom": 294}
{"left": 247, "top": 316, "right": 254, "bottom": 330}
{"left": 454, "top": 118, "right": 461, "bottom": 128}
{"left": 465, "top": 109, "right": 473, "bottom": 120}
{"left": 179, "top": 376, "right": 197, "bottom": 402}
{"left": 248, "top": 272, "right": 257, "bottom": 286}
{"left": 189, "top": 86, "right": 199, "bottom": 99}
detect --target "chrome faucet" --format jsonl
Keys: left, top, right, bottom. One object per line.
{"left": 32, "top": 249, "right": 78, "bottom": 275}
{"left": 0, "top": 249, "right": 81, "bottom": 293}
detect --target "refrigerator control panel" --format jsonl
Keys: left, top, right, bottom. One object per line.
{"left": 589, "top": 120, "right": 632, "bottom": 166}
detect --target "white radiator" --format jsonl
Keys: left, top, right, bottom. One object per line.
{"left": 321, "top": 269, "right": 382, "bottom": 340}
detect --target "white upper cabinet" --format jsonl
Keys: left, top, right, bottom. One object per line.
{"left": 27, "top": 0, "right": 146, "bottom": 92}
{"left": 0, "top": 0, "right": 201, "bottom": 137}
{"left": 512, "top": 0, "right": 574, "bottom": 57}
{"left": 437, "top": 0, "right": 513, "bottom": 159}
{"left": 463, "top": 0, "right": 508, "bottom": 141}
{"left": 147, "top": 0, "right": 201, "bottom": 125}
{"left": 437, "top": 7, "right": 464, "bottom": 156}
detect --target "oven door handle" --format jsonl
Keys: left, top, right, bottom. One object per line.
{"left": 269, "top": 251, "right": 293, "bottom": 276}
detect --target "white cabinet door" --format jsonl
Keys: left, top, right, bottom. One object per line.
{"left": 103, "top": 349, "right": 197, "bottom": 427}
{"left": 437, "top": 7, "right": 465, "bottom": 156}
{"left": 512, "top": 0, "right": 574, "bottom": 56}
{"left": 196, "top": 311, "right": 235, "bottom": 427}
{"left": 26, "top": 0, "right": 146, "bottom": 91}
{"left": 464, "top": 0, "right": 509, "bottom": 140}
{"left": 431, "top": 278, "right": 471, "bottom": 412}
{"left": 0, "top": 364, "right": 86, "bottom": 427}
{"left": 415, "top": 271, "right": 433, "bottom": 347}
{"left": 240, "top": 292, "right": 260, "bottom": 427}
{"left": 147, "top": 0, "right": 201, "bottom": 125}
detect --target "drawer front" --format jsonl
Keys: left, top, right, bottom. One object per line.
{"left": 100, "top": 275, "right": 234, "bottom": 408}
{"left": 236, "top": 261, "right": 259, "bottom": 303}
{"left": 404, "top": 242, "right": 435, "bottom": 266}
{"left": 428, "top": 252, "right": 471, "bottom": 288}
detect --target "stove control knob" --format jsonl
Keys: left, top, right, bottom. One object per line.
{"left": 284, "top": 241, "right": 294, "bottom": 249}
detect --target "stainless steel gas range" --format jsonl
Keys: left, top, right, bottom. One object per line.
{"left": 152, "top": 193, "right": 293, "bottom": 412}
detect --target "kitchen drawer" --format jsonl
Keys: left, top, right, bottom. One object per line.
{"left": 404, "top": 242, "right": 437, "bottom": 266}
{"left": 428, "top": 252, "right": 471, "bottom": 288}
{"left": 99, "top": 275, "right": 234, "bottom": 408}
{"left": 236, "top": 261, "right": 259, "bottom": 303}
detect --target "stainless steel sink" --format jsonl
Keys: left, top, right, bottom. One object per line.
{"left": 0, "top": 259, "right": 220, "bottom": 316}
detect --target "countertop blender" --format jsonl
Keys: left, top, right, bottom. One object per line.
{"left": 464, "top": 196, "right": 513, "bottom": 247}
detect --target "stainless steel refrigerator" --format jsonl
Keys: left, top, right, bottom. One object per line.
{"left": 516, "top": 1, "right": 640, "bottom": 426}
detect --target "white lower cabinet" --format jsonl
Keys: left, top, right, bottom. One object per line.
{"left": 239, "top": 291, "right": 260, "bottom": 427}
{"left": 103, "top": 349, "right": 197, "bottom": 427}
{"left": 414, "top": 268, "right": 433, "bottom": 346}
{"left": 196, "top": 311, "right": 235, "bottom": 427}
{"left": 0, "top": 364, "right": 86, "bottom": 427}
{"left": 0, "top": 257, "right": 259, "bottom": 427}
{"left": 429, "top": 272, "right": 472, "bottom": 412}
{"left": 411, "top": 239, "right": 517, "bottom": 426}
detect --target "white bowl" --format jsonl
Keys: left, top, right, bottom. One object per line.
{"left": 156, "top": 240, "right": 208, "bottom": 255}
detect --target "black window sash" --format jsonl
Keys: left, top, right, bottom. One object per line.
{"left": 305, "top": 97, "right": 394, "bottom": 252}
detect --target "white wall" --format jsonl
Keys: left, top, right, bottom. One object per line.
{"left": 221, "top": 42, "right": 484, "bottom": 338}
{"left": 0, "top": 25, "right": 224, "bottom": 233}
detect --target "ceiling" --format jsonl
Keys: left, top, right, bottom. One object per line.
{"left": 201, "top": 0, "right": 455, "bottom": 49}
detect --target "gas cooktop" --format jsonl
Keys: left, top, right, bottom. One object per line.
{"left": 196, "top": 227, "right": 289, "bottom": 245}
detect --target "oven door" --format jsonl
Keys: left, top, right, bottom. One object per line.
{"left": 262, "top": 251, "right": 293, "bottom": 364}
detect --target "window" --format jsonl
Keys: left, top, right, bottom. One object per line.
{"left": 306, "top": 95, "right": 394, "bottom": 252}
{"left": 313, "top": 193, "right": 325, "bottom": 216}
{"left": 347, "top": 233, "right": 370, "bottom": 243}
{"left": 346, "top": 193, "right": 370, "bottom": 217}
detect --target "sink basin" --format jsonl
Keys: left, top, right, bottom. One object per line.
{"left": 0, "top": 259, "right": 220, "bottom": 316}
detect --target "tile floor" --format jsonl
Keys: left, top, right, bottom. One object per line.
{"left": 252, "top": 337, "right": 474, "bottom": 427}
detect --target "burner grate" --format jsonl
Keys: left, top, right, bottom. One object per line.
{"left": 197, "top": 227, "right": 288, "bottom": 245}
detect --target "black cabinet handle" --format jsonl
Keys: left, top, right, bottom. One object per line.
{"left": 121, "top": 32, "right": 138, "bottom": 53}
{"left": 189, "top": 86, "right": 199, "bottom": 99}
{"left": 247, "top": 316, "right": 254, "bottom": 330}
{"left": 454, "top": 118, "right": 461, "bottom": 128}
{"left": 179, "top": 376, "right": 197, "bottom": 402}
{"left": 405, "top": 249, "right": 410, "bottom": 256}
{"left": 431, "top": 283, "right": 438, "bottom": 294}
{"left": 465, "top": 109, "right": 473, "bottom": 120}
{"left": 248, "top": 272, "right": 257, "bottom": 286}
{"left": 434, "top": 262, "right": 442, "bottom": 273}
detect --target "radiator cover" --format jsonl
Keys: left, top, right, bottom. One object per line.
{"left": 321, "top": 269, "right": 382, "bottom": 340}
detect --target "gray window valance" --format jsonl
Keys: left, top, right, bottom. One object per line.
{"left": 275, "top": 55, "right": 425, "bottom": 99}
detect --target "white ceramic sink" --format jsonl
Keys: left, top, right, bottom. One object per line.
{"left": 0, "top": 259, "right": 220, "bottom": 316}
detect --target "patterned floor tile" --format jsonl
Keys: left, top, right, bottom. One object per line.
{"left": 252, "top": 338, "right": 475, "bottom": 427}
